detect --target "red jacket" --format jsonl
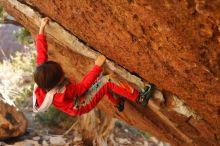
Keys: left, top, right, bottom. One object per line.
{"left": 35, "top": 34, "right": 102, "bottom": 116}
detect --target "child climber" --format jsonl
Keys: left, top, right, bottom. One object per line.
{"left": 33, "top": 17, "right": 154, "bottom": 116}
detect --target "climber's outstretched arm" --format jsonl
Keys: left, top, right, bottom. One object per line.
{"left": 39, "top": 17, "right": 49, "bottom": 35}
{"left": 67, "top": 55, "right": 106, "bottom": 97}
{"left": 36, "top": 17, "right": 49, "bottom": 65}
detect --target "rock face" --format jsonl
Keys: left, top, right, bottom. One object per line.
{"left": 0, "top": 100, "right": 28, "bottom": 140}
{"left": 1, "top": 0, "right": 220, "bottom": 146}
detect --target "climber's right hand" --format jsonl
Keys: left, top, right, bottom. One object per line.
{"left": 95, "top": 55, "right": 106, "bottom": 67}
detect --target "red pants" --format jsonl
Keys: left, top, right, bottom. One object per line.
{"left": 88, "top": 82, "right": 139, "bottom": 106}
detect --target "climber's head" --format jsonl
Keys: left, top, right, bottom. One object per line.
{"left": 34, "top": 61, "right": 64, "bottom": 91}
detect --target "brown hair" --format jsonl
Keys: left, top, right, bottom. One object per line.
{"left": 34, "top": 61, "right": 64, "bottom": 91}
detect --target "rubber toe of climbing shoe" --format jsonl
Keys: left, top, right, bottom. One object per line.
{"left": 139, "top": 84, "right": 155, "bottom": 106}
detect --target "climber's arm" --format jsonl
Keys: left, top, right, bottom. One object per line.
{"left": 75, "top": 55, "right": 106, "bottom": 96}
{"left": 73, "top": 65, "right": 102, "bottom": 96}
{"left": 36, "top": 17, "right": 49, "bottom": 65}
{"left": 39, "top": 17, "right": 49, "bottom": 35}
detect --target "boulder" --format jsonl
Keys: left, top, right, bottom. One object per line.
{"left": 1, "top": 0, "right": 220, "bottom": 145}
{"left": 0, "top": 100, "right": 28, "bottom": 140}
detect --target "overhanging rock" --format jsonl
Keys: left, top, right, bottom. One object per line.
{"left": 1, "top": 0, "right": 220, "bottom": 146}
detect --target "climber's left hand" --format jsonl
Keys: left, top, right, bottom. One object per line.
{"left": 95, "top": 55, "right": 106, "bottom": 67}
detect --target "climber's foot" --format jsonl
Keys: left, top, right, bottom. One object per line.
{"left": 115, "top": 99, "right": 125, "bottom": 112}
{"left": 138, "top": 84, "right": 155, "bottom": 106}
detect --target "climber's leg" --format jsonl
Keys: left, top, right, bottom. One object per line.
{"left": 104, "top": 82, "right": 139, "bottom": 102}
{"left": 83, "top": 82, "right": 154, "bottom": 113}
{"left": 84, "top": 82, "right": 138, "bottom": 112}
{"left": 105, "top": 82, "right": 155, "bottom": 107}
{"left": 106, "top": 93, "right": 125, "bottom": 112}
{"left": 106, "top": 93, "right": 121, "bottom": 104}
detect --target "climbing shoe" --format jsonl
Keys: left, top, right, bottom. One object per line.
{"left": 115, "top": 99, "right": 125, "bottom": 112}
{"left": 138, "top": 84, "right": 155, "bottom": 106}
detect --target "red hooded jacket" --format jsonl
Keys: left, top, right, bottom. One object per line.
{"left": 34, "top": 34, "right": 139, "bottom": 116}
{"left": 34, "top": 34, "right": 103, "bottom": 116}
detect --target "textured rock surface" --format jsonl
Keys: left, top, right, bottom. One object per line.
{"left": 24, "top": 0, "right": 220, "bottom": 130}
{"left": 0, "top": 100, "right": 28, "bottom": 140}
{"left": 1, "top": 0, "right": 220, "bottom": 146}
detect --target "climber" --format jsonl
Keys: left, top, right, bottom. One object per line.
{"left": 32, "top": 17, "right": 154, "bottom": 116}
